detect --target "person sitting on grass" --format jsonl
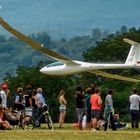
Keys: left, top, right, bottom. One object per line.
{"left": 113, "top": 113, "right": 128, "bottom": 129}
{"left": 0, "top": 105, "right": 12, "bottom": 130}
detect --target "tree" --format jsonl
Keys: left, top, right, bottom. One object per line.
{"left": 0, "top": 35, "right": 7, "bottom": 43}
{"left": 2, "top": 26, "right": 140, "bottom": 123}
{"left": 91, "top": 28, "right": 102, "bottom": 41}
{"left": 6, "top": 66, "right": 81, "bottom": 122}
{"left": 29, "top": 32, "right": 52, "bottom": 49}
{"left": 120, "top": 25, "right": 127, "bottom": 34}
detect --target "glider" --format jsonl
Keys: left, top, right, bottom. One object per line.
{"left": 0, "top": 17, "right": 140, "bottom": 83}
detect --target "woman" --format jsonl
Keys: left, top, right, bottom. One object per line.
{"left": 58, "top": 90, "right": 67, "bottom": 128}
{"left": 31, "top": 89, "right": 38, "bottom": 120}
{"left": 0, "top": 106, "right": 12, "bottom": 130}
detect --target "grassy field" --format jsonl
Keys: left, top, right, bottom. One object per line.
{"left": 0, "top": 124, "right": 140, "bottom": 140}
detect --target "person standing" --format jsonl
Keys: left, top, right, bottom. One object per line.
{"left": 129, "top": 89, "right": 140, "bottom": 128}
{"left": 75, "top": 86, "right": 85, "bottom": 130}
{"left": 104, "top": 89, "right": 116, "bottom": 131}
{"left": 31, "top": 89, "right": 38, "bottom": 120}
{"left": 35, "top": 88, "right": 46, "bottom": 127}
{"left": 58, "top": 89, "right": 67, "bottom": 128}
{"left": 14, "top": 87, "right": 24, "bottom": 111}
{"left": 23, "top": 84, "right": 32, "bottom": 108}
{"left": 0, "top": 84, "right": 9, "bottom": 108}
{"left": 90, "top": 88, "right": 102, "bottom": 131}
{"left": 84, "top": 87, "right": 93, "bottom": 129}
{"left": 23, "top": 85, "right": 33, "bottom": 116}
{"left": 36, "top": 88, "right": 45, "bottom": 108}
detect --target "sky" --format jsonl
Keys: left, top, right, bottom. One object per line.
{"left": 0, "top": 0, "right": 140, "bottom": 39}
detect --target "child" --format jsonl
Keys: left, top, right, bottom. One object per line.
{"left": 114, "top": 113, "right": 128, "bottom": 129}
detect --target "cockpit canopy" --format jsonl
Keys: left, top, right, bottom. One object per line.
{"left": 47, "top": 61, "right": 64, "bottom": 67}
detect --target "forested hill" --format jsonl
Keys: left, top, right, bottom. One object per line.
{"left": 0, "top": 25, "right": 140, "bottom": 81}
{"left": 0, "top": 27, "right": 108, "bottom": 81}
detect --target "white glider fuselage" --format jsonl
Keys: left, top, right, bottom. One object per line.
{"left": 40, "top": 60, "right": 135, "bottom": 76}
{"left": 40, "top": 38, "right": 140, "bottom": 76}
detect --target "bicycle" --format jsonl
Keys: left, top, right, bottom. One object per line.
{"left": 13, "top": 109, "right": 33, "bottom": 130}
{"left": 3, "top": 108, "right": 33, "bottom": 130}
{"left": 21, "top": 104, "right": 54, "bottom": 130}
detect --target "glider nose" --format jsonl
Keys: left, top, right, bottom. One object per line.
{"left": 40, "top": 67, "right": 46, "bottom": 73}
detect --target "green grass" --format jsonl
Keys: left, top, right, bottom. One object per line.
{"left": 0, "top": 124, "right": 140, "bottom": 140}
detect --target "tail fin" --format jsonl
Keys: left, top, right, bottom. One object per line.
{"left": 124, "top": 38, "right": 140, "bottom": 66}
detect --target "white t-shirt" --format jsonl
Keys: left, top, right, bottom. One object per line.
{"left": 129, "top": 94, "right": 140, "bottom": 110}
{"left": 36, "top": 93, "right": 45, "bottom": 107}
{"left": 0, "top": 90, "right": 7, "bottom": 108}
{"left": 15, "top": 95, "right": 20, "bottom": 103}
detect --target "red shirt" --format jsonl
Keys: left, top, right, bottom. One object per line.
{"left": 90, "top": 93, "right": 102, "bottom": 110}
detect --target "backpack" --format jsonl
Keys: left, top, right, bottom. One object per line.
{"left": 13, "top": 93, "right": 24, "bottom": 110}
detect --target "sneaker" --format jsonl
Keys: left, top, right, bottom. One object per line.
{"left": 92, "top": 128, "right": 96, "bottom": 132}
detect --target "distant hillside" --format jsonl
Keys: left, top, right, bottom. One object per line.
{"left": 0, "top": 27, "right": 108, "bottom": 81}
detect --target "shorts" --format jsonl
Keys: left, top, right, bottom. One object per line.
{"left": 76, "top": 108, "right": 85, "bottom": 121}
{"left": 91, "top": 110, "right": 101, "bottom": 120}
{"left": 59, "top": 105, "right": 66, "bottom": 112}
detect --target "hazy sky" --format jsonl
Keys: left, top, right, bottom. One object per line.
{"left": 1, "top": 0, "right": 140, "bottom": 38}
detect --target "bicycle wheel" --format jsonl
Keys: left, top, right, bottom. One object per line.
{"left": 45, "top": 114, "right": 54, "bottom": 130}
{"left": 21, "top": 115, "right": 34, "bottom": 130}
